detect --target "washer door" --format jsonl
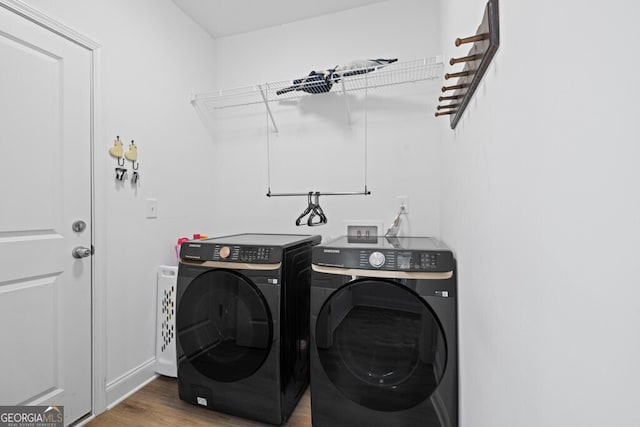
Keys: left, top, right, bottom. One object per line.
{"left": 177, "top": 269, "right": 273, "bottom": 382}
{"left": 316, "top": 279, "right": 447, "bottom": 411}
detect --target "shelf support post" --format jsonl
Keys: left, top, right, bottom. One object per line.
{"left": 340, "top": 80, "right": 352, "bottom": 126}
{"left": 258, "top": 84, "right": 278, "bottom": 133}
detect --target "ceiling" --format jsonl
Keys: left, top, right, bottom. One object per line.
{"left": 172, "top": 0, "right": 389, "bottom": 38}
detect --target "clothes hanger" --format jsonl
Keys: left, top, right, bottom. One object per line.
{"left": 295, "top": 192, "right": 315, "bottom": 226}
{"left": 307, "top": 192, "right": 327, "bottom": 226}
{"left": 295, "top": 192, "right": 327, "bottom": 226}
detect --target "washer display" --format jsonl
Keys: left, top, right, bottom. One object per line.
{"left": 310, "top": 236, "right": 458, "bottom": 427}
{"left": 176, "top": 233, "right": 320, "bottom": 425}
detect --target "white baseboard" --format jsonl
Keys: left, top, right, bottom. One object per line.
{"left": 72, "top": 414, "right": 95, "bottom": 427}
{"left": 105, "top": 358, "right": 158, "bottom": 410}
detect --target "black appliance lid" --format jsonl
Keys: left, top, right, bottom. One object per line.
{"left": 202, "top": 233, "right": 321, "bottom": 247}
{"left": 180, "top": 233, "right": 321, "bottom": 264}
{"left": 321, "top": 235, "right": 450, "bottom": 251}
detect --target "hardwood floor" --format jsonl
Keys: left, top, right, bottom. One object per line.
{"left": 87, "top": 376, "right": 312, "bottom": 427}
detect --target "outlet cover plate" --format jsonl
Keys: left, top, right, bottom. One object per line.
{"left": 397, "top": 195, "right": 409, "bottom": 213}
{"left": 344, "top": 220, "right": 384, "bottom": 239}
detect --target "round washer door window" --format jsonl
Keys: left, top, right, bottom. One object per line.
{"left": 316, "top": 279, "right": 447, "bottom": 411}
{"left": 177, "top": 269, "right": 273, "bottom": 382}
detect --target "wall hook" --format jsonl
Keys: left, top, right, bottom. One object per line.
{"left": 441, "top": 83, "right": 469, "bottom": 92}
{"left": 109, "top": 136, "right": 126, "bottom": 166}
{"left": 125, "top": 140, "right": 139, "bottom": 170}
{"left": 455, "top": 33, "right": 489, "bottom": 47}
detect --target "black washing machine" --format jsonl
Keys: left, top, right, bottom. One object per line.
{"left": 310, "top": 236, "right": 458, "bottom": 427}
{"left": 176, "top": 233, "right": 321, "bottom": 425}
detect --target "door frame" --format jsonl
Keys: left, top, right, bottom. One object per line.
{"left": 0, "top": 0, "right": 107, "bottom": 418}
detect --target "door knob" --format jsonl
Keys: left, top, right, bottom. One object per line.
{"left": 72, "top": 246, "right": 93, "bottom": 259}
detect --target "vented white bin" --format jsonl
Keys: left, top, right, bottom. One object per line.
{"left": 155, "top": 265, "right": 178, "bottom": 377}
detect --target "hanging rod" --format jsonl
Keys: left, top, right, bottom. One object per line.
{"left": 266, "top": 188, "right": 371, "bottom": 197}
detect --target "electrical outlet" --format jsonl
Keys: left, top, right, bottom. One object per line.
{"left": 397, "top": 196, "right": 409, "bottom": 213}
{"left": 146, "top": 198, "right": 158, "bottom": 218}
{"left": 344, "top": 220, "right": 384, "bottom": 241}
{"left": 347, "top": 225, "right": 378, "bottom": 238}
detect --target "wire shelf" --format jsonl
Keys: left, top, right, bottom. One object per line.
{"left": 192, "top": 56, "right": 444, "bottom": 111}
{"left": 191, "top": 56, "right": 443, "bottom": 204}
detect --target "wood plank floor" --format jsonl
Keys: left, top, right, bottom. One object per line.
{"left": 86, "top": 376, "right": 311, "bottom": 427}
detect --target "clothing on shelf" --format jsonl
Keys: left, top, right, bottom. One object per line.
{"left": 276, "top": 58, "right": 397, "bottom": 96}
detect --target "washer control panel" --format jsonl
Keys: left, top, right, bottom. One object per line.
{"left": 359, "top": 250, "right": 440, "bottom": 270}
{"left": 312, "top": 236, "right": 454, "bottom": 272}
{"left": 316, "top": 248, "right": 452, "bottom": 272}
{"left": 368, "top": 251, "right": 386, "bottom": 268}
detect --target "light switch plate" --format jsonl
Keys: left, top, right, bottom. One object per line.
{"left": 146, "top": 198, "right": 158, "bottom": 218}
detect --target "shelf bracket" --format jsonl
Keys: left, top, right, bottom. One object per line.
{"left": 258, "top": 84, "right": 278, "bottom": 133}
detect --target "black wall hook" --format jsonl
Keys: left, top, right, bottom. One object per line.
{"left": 295, "top": 192, "right": 314, "bottom": 226}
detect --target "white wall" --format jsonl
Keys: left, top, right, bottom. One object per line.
{"left": 207, "top": 0, "right": 443, "bottom": 241}
{"left": 439, "top": 1, "right": 640, "bottom": 426}
{"left": 22, "top": 0, "right": 217, "bottom": 409}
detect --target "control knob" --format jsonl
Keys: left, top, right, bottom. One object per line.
{"left": 219, "top": 246, "right": 231, "bottom": 259}
{"left": 368, "top": 251, "right": 386, "bottom": 268}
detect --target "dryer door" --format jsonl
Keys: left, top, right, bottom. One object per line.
{"left": 316, "top": 279, "right": 446, "bottom": 411}
{"left": 177, "top": 269, "right": 273, "bottom": 382}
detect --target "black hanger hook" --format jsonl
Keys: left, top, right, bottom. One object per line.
{"left": 295, "top": 192, "right": 315, "bottom": 226}
{"left": 308, "top": 192, "right": 327, "bottom": 226}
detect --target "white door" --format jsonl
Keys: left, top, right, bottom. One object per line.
{"left": 0, "top": 4, "right": 92, "bottom": 425}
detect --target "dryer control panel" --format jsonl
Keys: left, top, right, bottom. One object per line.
{"left": 180, "top": 242, "right": 282, "bottom": 263}
{"left": 213, "top": 245, "right": 277, "bottom": 263}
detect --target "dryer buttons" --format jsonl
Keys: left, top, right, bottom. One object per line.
{"left": 368, "top": 251, "right": 386, "bottom": 268}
